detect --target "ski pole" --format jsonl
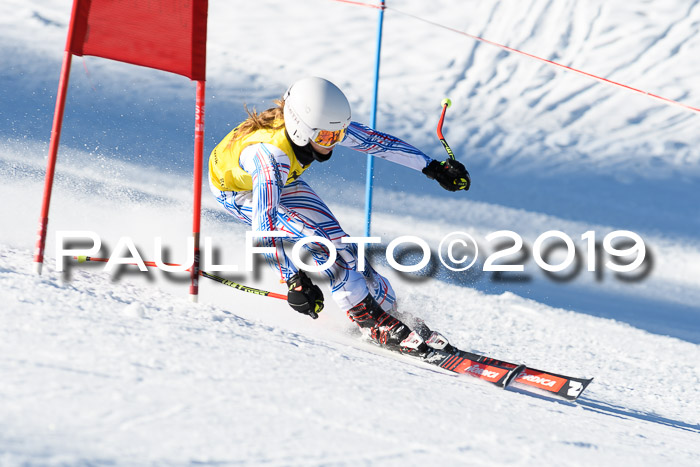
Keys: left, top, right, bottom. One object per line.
{"left": 74, "top": 255, "right": 288, "bottom": 301}
{"left": 199, "top": 270, "right": 287, "bottom": 300}
{"left": 437, "top": 98, "right": 456, "bottom": 160}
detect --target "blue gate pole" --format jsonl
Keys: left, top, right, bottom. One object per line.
{"left": 363, "top": 0, "right": 386, "bottom": 237}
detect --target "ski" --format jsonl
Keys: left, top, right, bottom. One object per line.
{"left": 469, "top": 352, "right": 593, "bottom": 400}
{"left": 412, "top": 346, "right": 523, "bottom": 388}
{"left": 404, "top": 345, "right": 592, "bottom": 401}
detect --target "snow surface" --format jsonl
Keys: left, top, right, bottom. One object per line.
{"left": 1, "top": 0, "right": 699, "bottom": 465}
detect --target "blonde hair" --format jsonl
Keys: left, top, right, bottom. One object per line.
{"left": 233, "top": 98, "right": 285, "bottom": 141}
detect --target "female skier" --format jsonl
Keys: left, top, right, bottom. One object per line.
{"left": 209, "top": 77, "right": 470, "bottom": 354}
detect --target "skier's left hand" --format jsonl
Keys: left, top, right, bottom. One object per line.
{"left": 422, "top": 158, "right": 471, "bottom": 192}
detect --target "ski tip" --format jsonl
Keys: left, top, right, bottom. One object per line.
{"left": 569, "top": 378, "right": 593, "bottom": 401}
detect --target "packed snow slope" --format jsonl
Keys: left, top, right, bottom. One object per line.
{"left": 1, "top": 0, "right": 700, "bottom": 465}
{"left": 1, "top": 242, "right": 700, "bottom": 466}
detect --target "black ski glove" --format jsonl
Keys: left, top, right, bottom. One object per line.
{"left": 286, "top": 270, "right": 324, "bottom": 319}
{"left": 422, "top": 159, "right": 471, "bottom": 192}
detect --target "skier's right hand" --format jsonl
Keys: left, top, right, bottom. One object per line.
{"left": 286, "top": 270, "right": 324, "bottom": 319}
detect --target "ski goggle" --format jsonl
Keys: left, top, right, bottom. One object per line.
{"left": 311, "top": 128, "right": 347, "bottom": 148}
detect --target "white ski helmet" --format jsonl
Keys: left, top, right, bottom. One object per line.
{"left": 283, "top": 77, "right": 351, "bottom": 147}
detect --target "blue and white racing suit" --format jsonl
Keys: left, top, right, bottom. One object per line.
{"left": 209, "top": 121, "right": 432, "bottom": 312}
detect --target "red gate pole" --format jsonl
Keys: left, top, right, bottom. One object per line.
{"left": 189, "top": 80, "right": 206, "bottom": 302}
{"left": 33, "top": 0, "right": 81, "bottom": 275}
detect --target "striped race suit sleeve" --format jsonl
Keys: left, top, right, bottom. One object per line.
{"left": 238, "top": 142, "right": 297, "bottom": 278}
{"left": 340, "top": 121, "right": 433, "bottom": 171}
